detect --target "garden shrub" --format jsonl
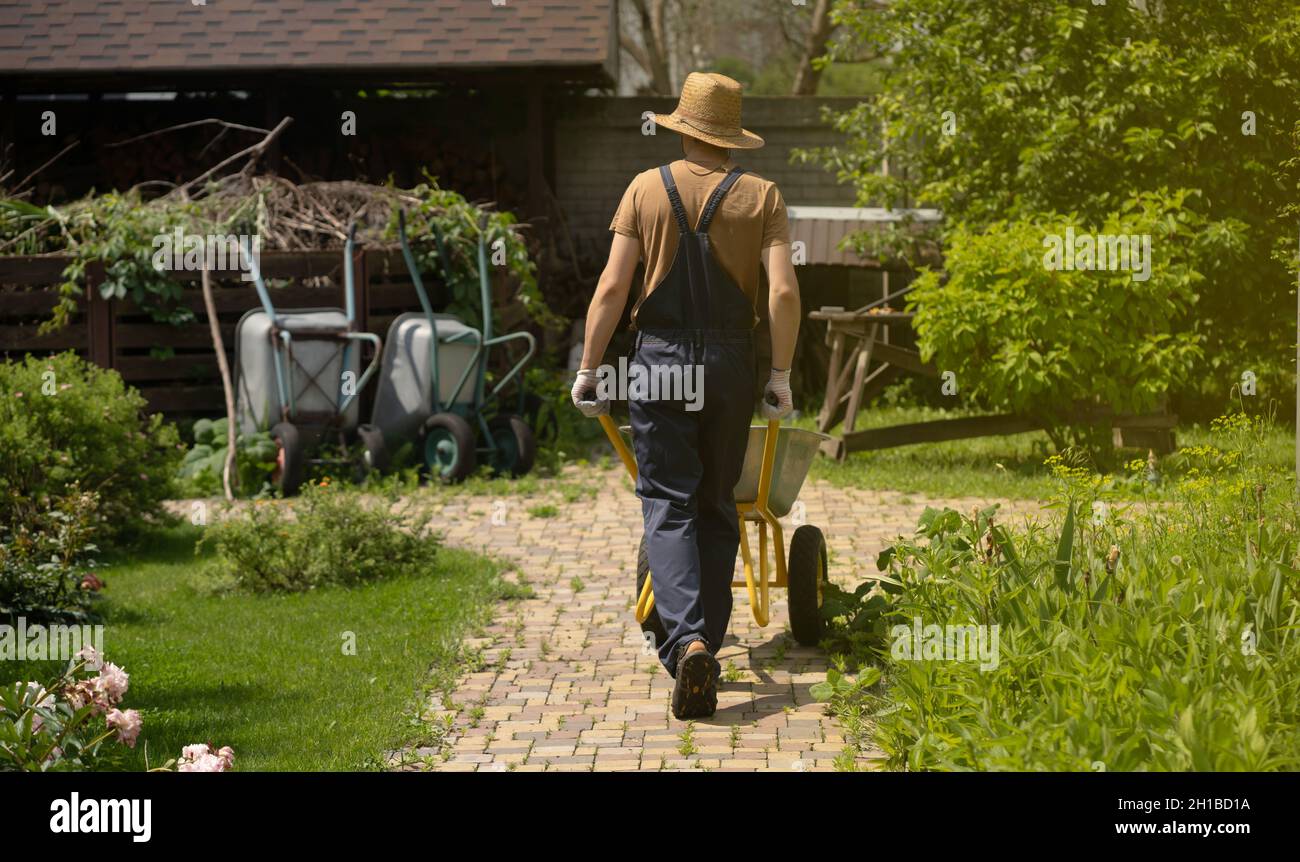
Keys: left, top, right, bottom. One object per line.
{"left": 0, "top": 352, "right": 182, "bottom": 539}
{"left": 819, "top": 410, "right": 1300, "bottom": 771}
{"left": 200, "top": 481, "right": 440, "bottom": 593}
{"left": 0, "top": 490, "right": 102, "bottom": 623}
{"left": 908, "top": 192, "right": 1211, "bottom": 452}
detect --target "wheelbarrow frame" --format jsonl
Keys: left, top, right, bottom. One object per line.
{"left": 237, "top": 224, "right": 386, "bottom": 492}
{"left": 596, "top": 415, "right": 811, "bottom": 630}
{"left": 244, "top": 224, "right": 384, "bottom": 431}
{"left": 378, "top": 211, "right": 538, "bottom": 478}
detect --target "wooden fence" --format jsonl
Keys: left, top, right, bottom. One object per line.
{"left": 0, "top": 249, "right": 454, "bottom": 415}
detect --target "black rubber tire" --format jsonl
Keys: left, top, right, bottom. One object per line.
{"left": 421, "top": 412, "right": 476, "bottom": 483}
{"left": 788, "top": 524, "right": 829, "bottom": 647}
{"left": 635, "top": 534, "right": 669, "bottom": 654}
{"left": 270, "top": 421, "right": 305, "bottom": 497}
{"left": 356, "top": 423, "right": 389, "bottom": 475}
{"left": 487, "top": 414, "right": 536, "bottom": 478}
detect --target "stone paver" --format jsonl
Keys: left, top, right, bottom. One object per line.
{"left": 393, "top": 466, "right": 1042, "bottom": 772}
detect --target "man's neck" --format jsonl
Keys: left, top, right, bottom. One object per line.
{"left": 682, "top": 142, "right": 731, "bottom": 171}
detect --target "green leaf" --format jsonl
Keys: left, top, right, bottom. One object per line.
{"left": 1054, "top": 500, "right": 1075, "bottom": 594}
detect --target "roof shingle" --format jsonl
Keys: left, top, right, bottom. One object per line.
{"left": 0, "top": 0, "right": 615, "bottom": 80}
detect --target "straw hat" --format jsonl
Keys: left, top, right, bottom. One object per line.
{"left": 653, "top": 72, "right": 765, "bottom": 150}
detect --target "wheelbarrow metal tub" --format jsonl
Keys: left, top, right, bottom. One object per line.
{"left": 598, "top": 415, "right": 830, "bottom": 634}
{"left": 615, "top": 423, "right": 827, "bottom": 518}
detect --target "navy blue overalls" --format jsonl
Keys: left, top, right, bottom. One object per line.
{"left": 630, "top": 164, "right": 756, "bottom": 675}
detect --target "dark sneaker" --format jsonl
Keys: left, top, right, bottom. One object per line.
{"left": 671, "top": 646, "right": 719, "bottom": 720}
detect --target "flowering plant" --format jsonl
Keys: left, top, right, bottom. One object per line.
{"left": 1, "top": 647, "right": 235, "bottom": 772}
{"left": 0, "top": 646, "right": 140, "bottom": 771}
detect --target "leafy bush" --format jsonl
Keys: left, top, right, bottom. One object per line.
{"left": 908, "top": 193, "right": 1211, "bottom": 451}
{"left": 0, "top": 353, "right": 182, "bottom": 540}
{"left": 200, "top": 481, "right": 440, "bottom": 593}
{"left": 391, "top": 178, "right": 558, "bottom": 332}
{"left": 817, "top": 0, "right": 1299, "bottom": 414}
{"left": 176, "top": 417, "right": 278, "bottom": 497}
{"left": 0, "top": 491, "right": 102, "bottom": 623}
{"left": 821, "top": 411, "right": 1300, "bottom": 771}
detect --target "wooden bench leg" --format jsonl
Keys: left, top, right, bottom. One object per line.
{"left": 818, "top": 328, "right": 846, "bottom": 433}
{"left": 843, "top": 323, "right": 878, "bottom": 434}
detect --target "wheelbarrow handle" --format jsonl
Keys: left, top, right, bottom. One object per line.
{"left": 596, "top": 414, "right": 638, "bottom": 482}
{"left": 755, "top": 419, "right": 780, "bottom": 515}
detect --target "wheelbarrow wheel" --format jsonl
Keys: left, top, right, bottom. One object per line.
{"left": 487, "top": 414, "right": 535, "bottom": 478}
{"left": 270, "top": 421, "right": 305, "bottom": 497}
{"left": 421, "top": 413, "right": 476, "bottom": 483}
{"left": 356, "top": 423, "right": 389, "bottom": 475}
{"left": 787, "top": 524, "right": 828, "bottom": 647}
{"left": 635, "top": 534, "right": 669, "bottom": 654}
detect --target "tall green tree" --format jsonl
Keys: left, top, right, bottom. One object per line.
{"left": 816, "top": 0, "right": 1300, "bottom": 417}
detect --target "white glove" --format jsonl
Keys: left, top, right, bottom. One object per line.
{"left": 760, "top": 368, "right": 793, "bottom": 420}
{"left": 570, "top": 368, "right": 608, "bottom": 417}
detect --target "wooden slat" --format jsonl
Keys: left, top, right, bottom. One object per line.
{"left": 0, "top": 289, "right": 63, "bottom": 315}
{"left": 115, "top": 284, "right": 341, "bottom": 316}
{"left": 86, "top": 266, "right": 113, "bottom": 369}
{"left": 0, "top": 325, "right": 88, "bottom": 351}
{"left": 870, "top": 341, "right": 937, "bottom": 377}
{"left": 0, "top": 256, "right": 71, "bottom": 284}
{"left": 114, "top": 354, "right": 222, "bottom": 382}
{"left": 114, "top": 323, "right": 235, "bottom": 349}
{"left": 842, "top": 413, "right": 1042, "bottom": 453}
{"left": 140, "top": 385, "right": 228, "bottom": 413}
{"left": 165, "top": 251, "right": 345, "bottom": 281}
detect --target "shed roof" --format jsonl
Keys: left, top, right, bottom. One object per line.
{"left": 0, "top": 0, "right": 617, "bottom": 89}
{"left": 787, "top": 206, "right": 942, "bottom": 267}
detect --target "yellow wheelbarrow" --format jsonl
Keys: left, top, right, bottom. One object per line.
{"left": 596, "top": 415, "right": 832, "bottom": 648}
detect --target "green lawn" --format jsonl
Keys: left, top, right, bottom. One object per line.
{"left": 801, "top": 405, "right": 1295, "bottom": 500}
{"left": 3, "top": 525, "right": 520, "bottom": 771}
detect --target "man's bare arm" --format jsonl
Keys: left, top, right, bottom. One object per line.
{"left": 579, "top": 233, "right": 641, "bottom": 370}
{"left": 762, "top": 243, "right": 801, "bottom": 370}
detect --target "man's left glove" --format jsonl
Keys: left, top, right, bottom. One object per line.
{"left": 759, "top": 368, "right": 793, "bottom": 420}
{"left": 570, "top": 368, "right": 608, "bottom": 417}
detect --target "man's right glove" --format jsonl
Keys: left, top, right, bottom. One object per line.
{"left": 570, "top": 368, "right": 608, "bottom": 417}
{"left": 760, "top": 367, "right": 793, "bottom": 420}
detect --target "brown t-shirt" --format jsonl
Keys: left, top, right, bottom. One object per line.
{"left": 609, "top": 159, "right": 790, "bottom": 327}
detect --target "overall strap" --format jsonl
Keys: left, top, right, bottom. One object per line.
{"left": 658, "top": 165, "right": 691, "bottom": 234}
{"left": 696, "top": 166, "right": 746, "bottom": 234}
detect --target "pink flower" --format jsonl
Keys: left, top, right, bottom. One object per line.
{"left": 14, "top": 392, "right": 23, "bottom": 398}
{"left": 93, "top": 662, "right": 129, "bottom": 706}
{"left": 75, "top": 644, "right": 103, "bottom": 669}
{"left": 63, "top": 679, "right": 95, "bottom": 711}
{"left": 106, "top": 708, "right": 142, "bottom": 748}
{"left": 181, "top": 743, "right": 210, "bottom": 761}
{"left": 177, "top": 743, "right": 234, "bottom": 772}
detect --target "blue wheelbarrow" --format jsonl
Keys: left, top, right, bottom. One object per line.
{"left": 368, "top": 211, "right": 538, "bottom": 481}
{"left": 234, "top": 223, "right": 386, "bottom": 496}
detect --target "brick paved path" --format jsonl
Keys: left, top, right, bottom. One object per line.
{"left": 396, "top": 467, "right": 1042, "bottom": 772}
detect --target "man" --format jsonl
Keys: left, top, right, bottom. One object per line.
{"left": 571, "top": 72, "right": 801, "bottom": 720}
